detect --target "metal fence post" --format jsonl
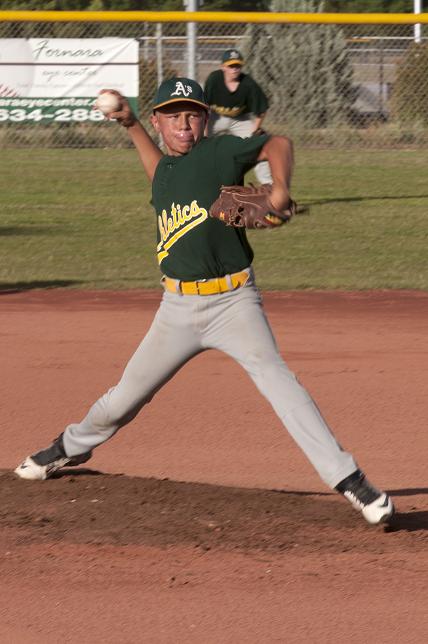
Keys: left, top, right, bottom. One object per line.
{"left": 379, "top": 37, "right": 384, "bottom": 117}
{"left": 185, "top": 0, "right": 197, "bottom": 80}
{"left": 156, "top": 22, "right": 163, "bottom": 87}
{"left": 414, "top": 0, "right": 422, "bottom": 43}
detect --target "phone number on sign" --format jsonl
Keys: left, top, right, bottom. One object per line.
{"left": 0, "top": 108, "right": 106, "bottom": 122}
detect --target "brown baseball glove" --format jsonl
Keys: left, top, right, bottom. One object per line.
{"left": 209, "top": 184, "right": 296, "bottom": 230}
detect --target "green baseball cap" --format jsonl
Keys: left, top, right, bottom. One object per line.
{"left": 221, "top": 49, "right": 244, "bottom": 66}
{"left": 153, "top": 77, "right": 209, "bottom": 112}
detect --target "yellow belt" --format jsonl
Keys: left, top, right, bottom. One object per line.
{"left": 162, "top": 270, "right": 249, "bottom": 296}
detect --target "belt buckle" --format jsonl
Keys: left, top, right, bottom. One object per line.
{"left": 195, "top": 278, "right": 207, "bottom": 295}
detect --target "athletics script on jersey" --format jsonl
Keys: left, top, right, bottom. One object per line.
{"left": 157, "top": 200, "right": 208, "bottom": 263}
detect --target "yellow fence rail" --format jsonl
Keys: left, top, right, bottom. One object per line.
{"left": 1, "top": 11, "right": 428, "bottom": 25}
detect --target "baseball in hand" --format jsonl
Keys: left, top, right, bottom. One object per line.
{"left": 95, "top": 92, "right": 121, "bottom": 115}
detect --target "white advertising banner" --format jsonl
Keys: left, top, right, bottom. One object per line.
{"left": 0, "top": 38, "right": 139, "bottom": 123}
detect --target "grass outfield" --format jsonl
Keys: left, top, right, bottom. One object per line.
{"left": 1, "top": 148, "right": 427, "bottom": 291}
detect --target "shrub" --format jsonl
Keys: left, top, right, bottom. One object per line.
{"left": 242, "top": 0, "right": 356, "bottom": 128}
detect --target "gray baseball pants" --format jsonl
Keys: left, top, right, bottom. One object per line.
{"left": 207, "top": 113, "right": 272, "bottom": 186}
{"left": 63, "top": 274, "right": 358, "bottom": 489}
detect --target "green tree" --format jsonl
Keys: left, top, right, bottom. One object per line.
{"left": 0, "top": 0, "right": 416, "bottom": 8}
{"left": 0, "top": 0, "right": 269, "bottom": 8}
{"left": 323, "top": 0, "right": 417, "bottom": 38}
{"left": 243, "top": 0, "right": 356, "bottom": 128}
{"left": 198, "top": 0, "right": 269, "bottom": 9}
{"left": 324, "top": 1, "right": 413, "bottom": 12}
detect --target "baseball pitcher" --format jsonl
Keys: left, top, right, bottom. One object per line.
{"left": 15, "top": 78, "right": 394, "bottom": 526}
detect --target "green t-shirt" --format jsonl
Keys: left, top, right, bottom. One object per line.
{"left": 204, "top": 70, "right": 269, "bottom": 118}
{"left": 151, "top": 134, "right": 269, "bottom": 281}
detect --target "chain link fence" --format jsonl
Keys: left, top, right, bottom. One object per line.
{"left": 0, "top": 16, "right": 427, "bottom": 149}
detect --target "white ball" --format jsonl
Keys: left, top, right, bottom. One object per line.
{"left": 95, "top": 92, "right": 121, "bottom": 115}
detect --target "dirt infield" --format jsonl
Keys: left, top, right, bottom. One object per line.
{"left": 1, "top": 289, "right": 427, "bottom": 643}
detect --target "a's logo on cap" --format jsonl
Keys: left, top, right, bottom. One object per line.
{"left": 230, "top": 50, "right": 240, "bottom": 59}
{"left": 171, "top": 81, "right": 193, "bottom": 98}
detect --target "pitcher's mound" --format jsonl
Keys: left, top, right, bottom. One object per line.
{"left": 0, "top": 470, "right": 424, "bottom": 555}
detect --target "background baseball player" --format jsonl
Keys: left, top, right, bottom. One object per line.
{"left": 204, "top": 48, "right": 272, "bottom": 185}
{"left": 15, "top": 78, "right": 393, "bottom": 526}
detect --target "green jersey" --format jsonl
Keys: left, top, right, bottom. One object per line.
{"left": 204, "top": 70, "right": 269, "bottom": 118}
{"left": 151, "top": 134, "right": 269, "bottom": 281}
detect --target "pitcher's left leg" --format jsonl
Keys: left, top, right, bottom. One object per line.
{"left": 205, "top": 285, "right": 357, "bottom": 488}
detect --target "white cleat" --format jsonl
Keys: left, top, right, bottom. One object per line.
{"left": 344, "top": 490, "right": 394, "bottom": 525}
{"left": 14, "top": 455, "right": 71, "bottom": 481}
{"left": 14, "top": 434, "right": 92, "bottom": 481}
{"left": 336, "top": 470, "right": 394, "bottom": 526}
